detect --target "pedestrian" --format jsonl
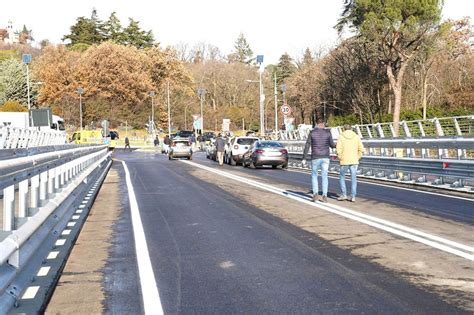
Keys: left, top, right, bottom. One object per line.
{"left": 163, "top": 134, "right": 170, "bottom": 154}
{"left": 154, "top": 135, "right": 160, "bottom": 152}
{"left": 302, "top": 118, "right": 336, "bottom": 203}
{"left": 215, "top": 133, "right": 226, "bottom": 166}
{"left": 124, "top": 136, "right": 131, "bottom": 152}
{"left": 336, "top": 124, "right": 364, "bottom": 202}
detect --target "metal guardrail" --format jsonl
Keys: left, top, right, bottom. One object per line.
{"left": 277, "top": 115, "right": 474, "bottom": 141}
{"left": 280, "top": 138, "right": 474, "bottom": 192}
{"left": 0, "top": 145, "right": 111, "bottom": 312}
{"left": 0, "top": 127, "right": 67, "bottom": 149}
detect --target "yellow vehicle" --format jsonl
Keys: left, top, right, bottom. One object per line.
{"left": 70, "top": 130, "right": 104, "bottom": 145}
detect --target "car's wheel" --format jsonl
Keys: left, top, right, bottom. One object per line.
{"left": 272, "top": 165, "right": 277, "bottom": 169}
{"left": 230, "top": 156, "right": 236, "bottom": 166}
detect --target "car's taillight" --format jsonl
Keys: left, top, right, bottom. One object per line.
{"left": 234, "top": 145, "right": 239, "bottom": 149}
{"left": 280, "top": 149, "right": 288, "bottom": 154}
{"left": 255, "top": 149, "right": 264, "bottom": 154}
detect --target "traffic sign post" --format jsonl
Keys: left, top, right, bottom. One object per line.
{"left": 281, "top": 104, "right": 292, "bottom": 116}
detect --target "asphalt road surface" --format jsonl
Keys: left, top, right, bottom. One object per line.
{"left": 46, "top": 150, "right": 473, "bottom": 314}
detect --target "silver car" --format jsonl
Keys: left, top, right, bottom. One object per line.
{"left": 169, "top": 138, "right": 193, "bottom": 160}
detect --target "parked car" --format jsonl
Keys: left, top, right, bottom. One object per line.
{"left": 242, "top": 140, "right": 288, "bottom": 169}
{"left": 169, "top": 138, "right": 193, "bottom": 160}
{"left": 225, "top": 136, "right": 259, "bottom": 165}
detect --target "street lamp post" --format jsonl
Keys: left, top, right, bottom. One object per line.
{"left": 197, "top": 88, "right": 205, "bottom": 135}
{"left": 281, "top": 84, "right": 287, "bottom": 129}
{"left": 274, "top": 73, "right": 278, "bottom": 131}
{"left": 149, "top": 91, "right": 156, "bottom": 135}
{"left": 22, "top": 54, "right": 32, "bottom": 126}
{"left": 167, "top": 81, "right": 171, "bottom": 137}
{"left": 77, "top": 87, "right": 84, "bottom": 131}
{"left": 258, "top": 64, "right": 265, "bottom": 137}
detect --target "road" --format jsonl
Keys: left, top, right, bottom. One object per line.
{"left": 46, "top": 150, "right": 474, "bottom": 314}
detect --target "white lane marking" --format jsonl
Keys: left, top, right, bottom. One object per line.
{"left": 55, "top": 239, "right": 66, "bottom": 246}
{"left": 67, "top": 222, "right": 76, "bottom": 227}
{"left": 47, "top": 251, "right": 60, "bottom": 259}
{"left": 76, "top": 210, "right": 83, "bottom": 214}
{"left": 61, "top": 229, "right": 71, "bottom": 236}
{"left": 37, "top": 266, "right": 51, "bottom": 277}
{"left": 121, "top": 161, "right": 164, "bottom": 315}
{"left": 21, "top": 286, "right": 40, "bottom": 299}
{"left": 72, "top": 215, "right": 80, "bottom": 220}
{"left": 183, "top": 160, "right": 474, "bottom": 261}
{"left": 289, "top": 168, "right": 474, "bottom": 202}
{"left": 78, "top": 204, "right": 86, "bottom": 208}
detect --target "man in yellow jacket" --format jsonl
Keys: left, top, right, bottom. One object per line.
{"left": 336, "top": 124, "right": 364, "bottom": 202}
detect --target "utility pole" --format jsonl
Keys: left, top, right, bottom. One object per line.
{"left": 149, "top": 91, "right": 156, "bottom": 136}
{"left": 22, "top": 54, "right": 32, "bottom": 126}
{"left": 167, "top": 81, "right": 171, "bottom": 137}
{"left": 198, "top": 88, "right": 205, "bottom": 135}
{"left": 77, "top": 87, "right": 84, "bottom": 131}
{"left": 258, "top": 62, "right": 265, "bottom": 137}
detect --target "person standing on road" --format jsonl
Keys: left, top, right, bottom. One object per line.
{"left": 302, "top": 119, "right": 336, "bottom": 203}
{"left": 154, "top": 135, "right": 160, "bottom": 151}
{"left": 124, "top": 136, "right": 131, "bottom": 152}
{"left": 336, "top": 124, "right": 364, "bottom": 202}
{"left": 163, "top": 134, "right": 170, "bottom": 154}
{"left": 215, "top": 133, "right": 226, "bottom": 166}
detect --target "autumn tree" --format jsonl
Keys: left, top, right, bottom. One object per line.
{"left": 337, "top": 0, "right": 443, "bottom": 135}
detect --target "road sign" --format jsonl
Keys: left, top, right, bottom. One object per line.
{"left": 281, "top": 104, "right": 292, "bottom": 116}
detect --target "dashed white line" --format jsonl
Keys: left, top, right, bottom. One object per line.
{"left": 121, "top": 160, "right": 163, "bottom": 315}
{"left": 37, "top": 266, "right": 51, "bottom": 277}
{"left": 55, "top": 239, "right": 66, "bottom": 246}
{"left": 47, "top": 251, "right": 59, "bottom": 259}
{"left": 21, "top": 286, "right": 40, "bottom": 299}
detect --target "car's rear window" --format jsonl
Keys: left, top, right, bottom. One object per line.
{"left": 257, "top": 141, "right": 283, "bottom": 148}
{"left": 237, "top": 138, "right": 258, "bottom": 145}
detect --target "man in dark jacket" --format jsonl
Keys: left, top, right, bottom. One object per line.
{"left": 215, "top": 133, "right": 226, "bottom": 166}
{"left": 302, "top": 119, "right": 336, "bottom": 202}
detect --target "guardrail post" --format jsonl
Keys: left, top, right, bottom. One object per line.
{"left": 54, "top": 166, "right": 60, "bottom": 191}
{"left": 39, "top": 171, "right": 48, "bottom": 204}
{"left": 30, "top": 174, "right": 39, "bottom": 210}
{"left": 453, "top": 118, "right": 467, "bottom": 159}
{"left": 60, "top": 165, "right": 65, "bottom": 187}
{"left": 48, "top": 169, "right": 55, "bottom": 196}
{"left": 18, "top": 179, "right": 28, "bottom": 218}
{"left": 2, "top": 185, "right": 15, "bottom": 231}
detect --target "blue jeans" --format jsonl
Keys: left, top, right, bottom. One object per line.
{"left": 339, "top": 165, "right": 358, "bottom": 198}
{"left": 311, "top": 158, "right": 330, "bottom": 196}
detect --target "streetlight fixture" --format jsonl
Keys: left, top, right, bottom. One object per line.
{"left": 197, "top": 88, "right": 205, "bottom": 135}
{"left": 77, "top": 87, "right": 84, "bottom": 131}
{"left": 149, "top": 91, "right": 156, "bottom": 135}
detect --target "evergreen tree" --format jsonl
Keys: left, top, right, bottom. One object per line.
{"left": 277, "top": 52, "right": 296, "bottom": 83}
{"left": 230, "top": 33, "right": 253, "bottom": 64}
{"left": 102, "top": 12, "right": 124, "bottom": 43}
{"left": 122, "top": 18, "right": 155, "bottom": 48}
{"left": 302, "top": 48, "right": 313, "bottom": 67}
{"left": 0, "top": 58, "right": 37, "bottom": 106}
{"left": 62, "top": 9, "right": 105, "bottom": 45}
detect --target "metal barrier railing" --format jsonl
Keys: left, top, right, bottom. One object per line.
{"left": 277, "top": 115, "right": 474, "bottom": 141}
{"left": 0, "top": 127, "right": 67, "bottom": 149}
{"left": 280, "top": 138, "right": 474, "bottom": 191}
{"left": 0, "top": 145, "right": 111, "bottom": 312}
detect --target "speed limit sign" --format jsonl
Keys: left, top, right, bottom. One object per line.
{"left": 281, "top": 104, "right": 292, "bottom": 116}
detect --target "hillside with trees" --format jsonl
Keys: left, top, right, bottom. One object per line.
{"left": 0, "top": 4, "right": 472, "bottom": 132}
